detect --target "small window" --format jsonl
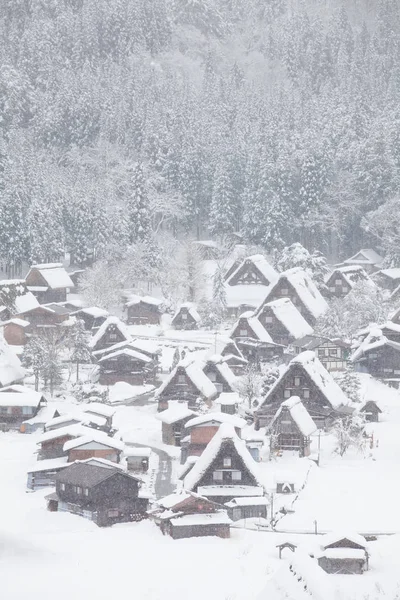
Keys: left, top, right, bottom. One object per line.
{"left": 302, "top": 388, "right": 310, "bottom": 399}
{"left": 207, "top": 371, "right": 217, "bottom": 382}
{"left": 394, "top": 370, "right": 400, "bottom": 375}
{"left": 108, "top": 509, "right": 119, "bottom": 517}
{"left": 60, "top": 483, "right": 66, "bottom": 491}
{"left": 342, "top": 286, "right": 349, "bottom": 293}
{"left": 294, "top": 377, "right": 301, "bottom": 387}
{"left": 239, "top": 329, "right": 248, "bottom": 337}
{"left": 232, "top": 471, "right": 242, "bottom": 481}
{"left": 109, "top": 333, "right": 117, "bottom": 340}
{"left": 178, "top": 374, "right": 186, "bottom": 384}
{"left": 22, "top": 406, "right": 33, "bottom": 415}
{"left": 369, "top": 353, "right": 378, "bottom": 359}
{"left": 84, "top": 488, "right": 89, "bottom": 496}
{"left": 181, "top": 313, "right": 188, "bottom": 320}
{"left": 383, "top": 368, "right": 393, "bottom": 373}
{"left": 335, "top": 279, "right": 342, "bottom": 285}
{"left": 76, "top": 486, "right": 82, "bottom": 495}
{"left": 284, "top": 389, "right": 291, "bottom": 399}
{"left": 223, "top": 457, "right": 232, "bottom": 468}
{"left": 281, "top": 288, "right": 289, "bottom": 295}
{"left": 329, "top": 287, "right": 335, "bottom": 292}
{"left": 213, "top": 470, "right": 223, "bottom": 481}
{"left": 264, "top": 316, "right": 273, "bottom": 323}
{"left": 329, "top": 348, "right": 338, "bottom": 357}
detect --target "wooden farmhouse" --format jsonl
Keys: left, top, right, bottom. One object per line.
{"left": 218, "top": 340, "right": 248, "bottom": 375}
{"left": 340, "top": 248, "right": 383, "bottom": 274}
{"left": 183, "top": 423, "right": 265, "bottom": 504}
{"left": 360, "top": 400, "right": 381, "bottom": 423}
{"left": 192, "top": 240, "right": 221, "bottom": 260}
{"left": 226, "top": 254, "right": 278, "bottom": 287}
{"left": 156, "top": 403, "right": 196, "bottom": 446}
{"left": 258, "top": 268, "right": 328, "bottom": 326}
{"left": 71, "top": 307, "right": 109, "bottom": 331}
{"left": 269, "top": 396, "right": 317, "bottom": 457}
{"left": 255, "top": 351, "right": 351, "bottom": 429}
{"left": 17, "top": 303, "right": 70, "bottom": 331}
{"left": 0, "top": 389, "right": 44, "bottom": 428}
{"left": 25, "top": 263, "right": 74, "bottom": 304}
{"left": 81, "top": 403, "right": 115, "bottom": 431}
{"left": 97, "top": 347, "right": 156, "bottom": 385}
{"left": 171, "top": 303, "right": 201, "bottom": 330}
{"left": 63, "top": 433, "right": 124, "bottom": 463}
{"left": 225, "top": 496, "right": 269, "bottom": 522}
{"left": 255, "top": 298, "right": 314, "bottom": 346}
{"left": 47, "top": 461, "right": 148, "bottom": 527}
{"left": 88, "top": 316, "right": 131, "bottom": 352}
{"left": 155, "top": 355, "right": 237, "bottom": 411}
{"left": 375, "top": 268, "right": 400, "bottom": 292}
{"left": 45, "top": 414, "right": 84, "bottom": 432}
{"left": 3, "top": 318, "right": 31, "bottom": 346}
{"left": 181, "top": 412, "right": 247, "bottom": 463}
{"left": 325, "top": 266, "right": 373, "bottom": 299}
{"left": 150, "top": 489, "right": 231, "bottom": 540}
{"left": 125, "top": 295, "right": 165, "bottom": 325}
{"left": 215, "top": 392, "right": 241, "bottom": 415}
{"left": 20, "top": 404, "right": 59, "bottom": 434}
{"left": 37, "top": 424, "right": 95, "bottom": 460}
{"left": 230, "top": 312, "right": 284, "bottom": 364}
{"left": 316, "top": 532, "right": 369, "bottom": 575}
{"left": 27, "top": 457, "right": 69, "bottom": 491}
{"left": 351, "top": 329, "right": 400, "bottom": 386}
{"left": 125, "top": 447, "right": 151, "bottom": 473}
{"left": 291, "top": 335, "right": 351, "bottom": 372}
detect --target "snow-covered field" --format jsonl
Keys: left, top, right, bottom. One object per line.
{"left": 2, "top": 376, "right": 400, "bottom": 598}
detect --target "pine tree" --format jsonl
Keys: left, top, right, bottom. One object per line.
{"left": 71, "top": 319, "right": 91, "bottom": 382}
{"left": 22, "top": 336, "right": 47, "bottom": 392}
{"left": 209, "top": 157, "right": 236, "bottom": 236}
{"left": 127, "top": 163, "right": 151, "bottom": 244}
{"left": 335, "top": 367, "right": 361, "bottom": 404}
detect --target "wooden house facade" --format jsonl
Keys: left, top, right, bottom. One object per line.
{"left": 89, "top": 316, "right": 131, "bottom": 352}
{"left": 256, "top": 298, "right": 313, "bottom": 346}
{"left": 360, "top": 400, "right": 381, "bottom": 422}
{"left": 71, "top": 307, "right": 109, "bottom": 331}
{"left": 97, "top": 348, "right": 156, "bottom": 385}
{"left": 150, "top": 490, "right": 231, "bottom": 540}
{"left": 225, "top": 496, "right": 269, "bottom": 521}
{"left": 226, "top": 255, "right": 278, "bottom": 287}
{"left": 126, "top": 296, "right": 165, "bottom": 325}
{"left": 341, "top": 248, "right": 383, "bottom": 274}
{"left": 156, "top": 404, "right": 196, "bottom": 446}
{"left": 64, "top": 435, "right": 124, "bottom": 464}
{"left": 258, "top": 268, "right": 328, "bottom": 326}
{"left": 155, "top": 362, "right": 218, "bottom": 411}
{"left": 351, "top": 333, "right": 400, "bottom": 386}
{"left": 183, "top": 423, "right": 265, "bottom": 504}
{"left": 171, "top": 303, "right": 201, "bottom": 330}
{"left": 17, "top": 304, "right": 70, "bottom": 330}
{"left": 25, "top": 263, "right": 74, "bottom": 304}
{"left": 48, "top": 462, "right": 148, "bottom": 527}
{"left": 316, "top": 533, "right": 369, "bottom": 575}
{"left": 3, "top": 318, "right": 31, "bottom": 346}
{"left": 255, "top": 351, "right": 350, "bottom": 429}
{"left": 181, "top": 413, "right": 246, "bottom": 463}
{"left": 269, "top": 396, "right": 317, "bottom": 457}
{"left": 291, "top": 335, "right": 351, "bottom": 372}
{"left": 325, "top": 266, "right": 372, "bottom": 299}
{"left": 0, "top": 391, "right": 44, "bottom": 427}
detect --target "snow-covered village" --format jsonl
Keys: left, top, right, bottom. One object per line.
{"left": 2, "top": 1, "right": 400, "bottom": 599}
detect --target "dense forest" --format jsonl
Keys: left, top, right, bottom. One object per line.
{"left": 0, "top": 0, "right": 400, "bottom": 268}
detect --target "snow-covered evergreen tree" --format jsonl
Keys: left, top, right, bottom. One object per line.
{"left": 71, "top": 319, "right": 91, "bottom": 382}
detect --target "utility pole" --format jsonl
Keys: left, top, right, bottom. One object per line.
{"left": 270, "top": 493, "right": 274, "bottom": 527}
{"left": 318, "top": 430, "right": 321, "bottom": 466}
{"left": 314, "top": 519, "right": 318, "bottom": 535}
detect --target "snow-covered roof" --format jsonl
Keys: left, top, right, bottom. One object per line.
{"left": 38, "top": 424, "right": 94, "bottom": 444}
{"left": 27, "top": 457, "right": 69, "bottom": 473}
{"left": 156, "top": 403, "right": 195, "bottom": 424}
{"left": 290, "top": 352, "right": 349, "bottom": 408}
{"left": 225, "top": 284, "right": 267, "bottom": 308}
{"left": 379, "top": 268, "right": 400, "bottom": 280}
{"left": 343, "top": 249, "right": 383, "bottom": 266}
{"left": 5, "top": 318, "right": 31, "bottom": 328}
{"left": 184, "top": 423, "right": 263, "bottom": 491}
{"left": 169, "top": 511, "right": 231, "bottom": 527}
{"left": 197, "top": 485, "right": 264, "bottom": 497}
{"left": 327, "top": 265, "right": 374, "bottom": 289}
{"left": 125, "top": 447, "right": 151, "bottom": 458}
{"left": 207, "top": 357, "right": 238, "bottom": 390}
{"left": 185, "top": 412, "right": 246, "bottom": 430}
{"left": 14, "top": 292, "right": 39, "bottom": 315}
{"left": 98, "top": 347, "right": 151, "bottom": 363}
{"left": 82, "top": 403, "right": 115, "bottom": 418}
{"left": 126, "top": 295, "right": 165, "bottom": 308}
{"left": 29, "top": 264, "right": 74, "bottom": 289}
{"left": 22, "top": 405, "right": 57, "bottom": 425}
{"left": 321, "top": 531, "right": 367, "bottom": 550}
{"left": 320, "top": 548, "right": 366, "bottom": 560}
{"left": 0, "top": 391, "right": 42, "bottom": 408}
{"left": 271, "top": 396, "right": 317, "bottom": 437}
{"left": 260, "top": 351, "right": 349, "bottom": 410}
{"left": 231, "top": 314, "right": 274, "bottom": 343}
{"left": 259, "top": 298, "right": 314, "bottom": 339}
{"left": 351, "top": 329, "right": 400, "bottom": 363}
{"left": 45, "top": 414, "right": 83, "bottom": 429}
{"left": 227, "top": 254, "right": 278, "bottom": 285}
{"left": 0, "top": 336, "right": 25, "bottom": 386}
{"left": 75, "top": 306, "right": 109, "bottom": 318}
{"left": 225, "top": 496, "right": 269, "bottom": 507}
{"left": 89, "top": 316, "right": 131, "bottom": 349}
{"left": 173, "top": 303, "right": 201, "bottom": 324}
{"left": 277, "top": 268, "right": 328, "bottom": 320}
{"left": 63, "top": 433, "right": 124, "bottom": 452}
{"left": 216, "top": 392, "right": 241, "bottom": 406}
{"left": 77, "top": 457, "right": 126, "bottom": 470}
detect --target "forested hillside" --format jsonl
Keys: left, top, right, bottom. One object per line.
{"left": 0, "top": 0, "right": 399, "bottom": 266}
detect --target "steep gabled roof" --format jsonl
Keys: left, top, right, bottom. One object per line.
{"left": 231, "top": 312, "right": 274, "bottom": 343}
{"left": 0, "top": 335, "right": 25, "bottom": 386}
{"left": 184, "top": 423, "right": 263, "bottom": 491}
{"left": 227, "top": 254, "right": 278, "bottom": 285}
{"left": 343, "top": 249, "right": 383, "bottom": 266}
{"left": 56, "top": 461, "right": 139, "bottom": 488}
{"left": 351, "top": 328, "right": 400, "bottom": 363}
{"left": 259, "top": 351, "right": 349, "bottom": 410}
{"left": 260, "top": 268, "right": 328, "bottom": 321}
{"left": 27, "top": 263, "right": 74, "bottom": 289}
{"left": 154, "top": 357, "right": 217, "bottom": 400}
{"left": 258, "top": 298, "right": 314, "bottom": 339}
{"left": 326, "top": 265, "right": 374, "bottom": 289}
{"left": 184, "top": 412, "right": 246, "bottom": 430}
{"left": 98, "top": 347, "right": 151, "bottom": 363}
{"left": 63, "top": 433, "right": 124, "bottom": 452}
{"left": 88, "top": 316, "right": 131, "bottom": 349}
{"left": 172, "top": 303, "right": 201, "bottom": 324}
{"left": 205, "top": 355, "right": 238, "bottom": 390}
{"left": 271, "top": 396, "right": 317, "bottom": 437}
{"left": 321, "top": 531, "right": 367, "bottom": 550}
